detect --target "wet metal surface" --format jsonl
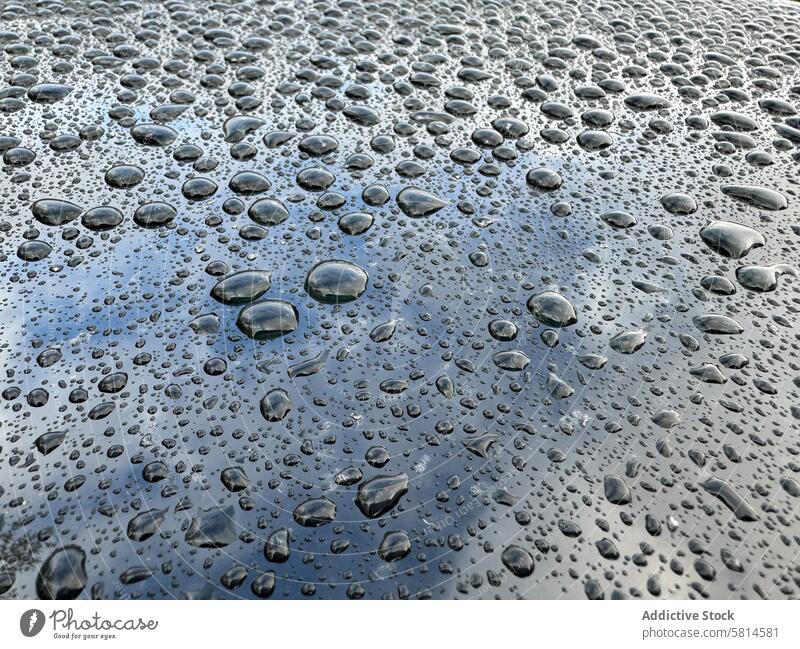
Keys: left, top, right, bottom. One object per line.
{"left": 1, "top": 0, "right": 800, "bottom": 600}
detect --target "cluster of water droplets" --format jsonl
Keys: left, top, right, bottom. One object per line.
{"left": 0, "top": 0, "right": 799, "bottom": 599}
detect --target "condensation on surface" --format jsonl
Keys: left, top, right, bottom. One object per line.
{"left": 0, "top": 0, "right": 799, "bottom": 600}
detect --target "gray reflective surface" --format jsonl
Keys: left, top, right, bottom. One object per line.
{"left": 1, "top": 0, "right": 800, "bottom": 600}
